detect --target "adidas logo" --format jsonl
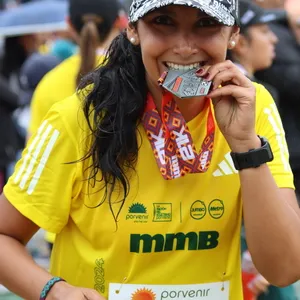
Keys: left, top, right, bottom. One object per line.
{"left": 213, "top": 152, "right": 238, "bottom": 177}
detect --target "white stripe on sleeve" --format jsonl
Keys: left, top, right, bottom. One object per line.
{"left": 19, "top": 124, "right": 53, "bottom": 190}
{"left": 27, "top": 129, "right": 60, "bottom": 195}
{"left": 14, "top": 121, "right": 48, "bottom": 184}
{"left": 264, "top": 106, "right": 290, "bottom": 171}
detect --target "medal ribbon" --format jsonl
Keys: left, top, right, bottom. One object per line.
{"left": 142, "top": 92, "right": 215, "bottom": 180}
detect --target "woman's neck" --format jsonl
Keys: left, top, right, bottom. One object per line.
{"left": 235, "top": 57, "right": 254, "bottom": 78}
{"left": 176, "top": 97, "right": 206, "bottom": 122}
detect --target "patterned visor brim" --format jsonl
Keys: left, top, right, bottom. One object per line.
{"left": 129, "top": 0, "right": 238, "bottom": 26}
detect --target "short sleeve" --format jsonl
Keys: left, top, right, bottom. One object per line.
{"left": 4, "top": 105, "right": 82, "bottom": 233}
{"left": 255, "top": 84, "right": 294, "bottom": 189}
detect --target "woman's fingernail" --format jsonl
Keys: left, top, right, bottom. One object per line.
{"left": 203, "top": 72, "right": 210, "bottom": 80}
{"left": 196, "top": 68, "right": 205, "bottom": 76}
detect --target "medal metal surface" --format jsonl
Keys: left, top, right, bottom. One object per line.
{"left": 160, "top": 68, "right": 212, "bottom": 98}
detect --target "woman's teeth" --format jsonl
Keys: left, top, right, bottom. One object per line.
{"left": 165, "top": 62, "right": 201, "bottom": 70}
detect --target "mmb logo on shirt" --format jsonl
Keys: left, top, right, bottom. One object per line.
{"left": 130, "top": 231, "right": 219, "bottom": 253}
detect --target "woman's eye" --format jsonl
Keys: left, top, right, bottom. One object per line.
{"left": 197, "top": 18, "right": 219, "bottom": 27}
{"left": 153, "top": 15, "right": 174, "bottom": 26}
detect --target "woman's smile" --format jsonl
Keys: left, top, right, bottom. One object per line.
{"left": 164, "top": 61, "right": 207, "bottom": 70}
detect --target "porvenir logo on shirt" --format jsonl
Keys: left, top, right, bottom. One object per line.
{"left": 126, "top": 203, "right": 149, "bottom": 223}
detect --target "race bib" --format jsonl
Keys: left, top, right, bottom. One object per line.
{"left": 109, "top": 281, "right": 229, "bottom": 300}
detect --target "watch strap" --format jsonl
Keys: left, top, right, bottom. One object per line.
{"left": 230, "top": 136, "right": 274, "bottom": 171}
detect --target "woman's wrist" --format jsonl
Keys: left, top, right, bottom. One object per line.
{"left": 45, "top": 280, "right": 70, "bottom": 300}
{"left": 228, "top": 135, "right": 261, "bottom": 153}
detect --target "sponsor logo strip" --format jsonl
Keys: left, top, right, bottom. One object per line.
{"left": 109, "top": 282, "right": 229, "bottom": 300}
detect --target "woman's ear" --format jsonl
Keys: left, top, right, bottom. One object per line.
{"left": 126, "top": 23, "right": 140, "bottom": 45}
{"left": 228, "top": 25, "right": 240, "bottom": 49}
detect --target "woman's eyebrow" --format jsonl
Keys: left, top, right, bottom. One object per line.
{"left": 197, "top": 11, "right": 210, "bottom": 17}
{"left": 149, "top": 7, "right": 177, "bottom": 16}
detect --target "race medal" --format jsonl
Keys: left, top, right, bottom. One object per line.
{"left": 142, "top": 92, "right": 215, "bottom": 180}
{"left": 161, "top": 68, "right": 212, "bottom": 98}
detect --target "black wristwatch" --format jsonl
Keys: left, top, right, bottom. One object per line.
{"left": 230, "top": 136, "right": 274, "bottom": 171}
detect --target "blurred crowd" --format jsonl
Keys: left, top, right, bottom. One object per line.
{"left": 0, "top": 0, "right": 300, "bottom": 299}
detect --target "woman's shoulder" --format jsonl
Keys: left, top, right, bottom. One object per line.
{"left": 253, "top": 82, "right": 282, "bottom": 132}
{"left": 49, "top": 92, "right": 89, "bottom": 138}
{"left": 51, "top": 92, "right": 80, "bottom": 113}
{"left": 253, "top": 82, "right": 277, "bottom": 109}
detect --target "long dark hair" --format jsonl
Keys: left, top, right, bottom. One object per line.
{"left": 79, "top": 30, "right": 147, "bottom": 222}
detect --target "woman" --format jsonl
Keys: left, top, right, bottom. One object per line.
{"left": 1, "top": 1, "right": 300, "bottom": 300}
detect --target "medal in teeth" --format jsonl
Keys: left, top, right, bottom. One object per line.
{"left": 158, "top": 63, "right": 212, "bottom": 98}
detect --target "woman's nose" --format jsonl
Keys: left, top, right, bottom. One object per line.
{"left": 173, "top": 35, "right": 199, "bottom": 59}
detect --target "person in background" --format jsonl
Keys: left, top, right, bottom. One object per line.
{"left": 256, "top": 0, "right": 300, "bottom": 42}
{"left": 37, "top": 29, "right": 78, "bottom": 61}
{"left": 16, "top": 53, "right": 62, "bottom": 138}
{"left": 0, "top": 75, "right": 19, "bottom": 194}
{"left": 28, "top": 0, "right": 126, "bottom": 250}
{"left": 49, "top": 37, "right": 78, "bottom": 61}
{"left": 285, "top": 0, "right": 300, "bottom": 42}
{"left": 0, "top": 35, "right": 39, "bottom": 94}
{"left": 254, "top": 0, "right": 300, "bottom": 203}
{"left": 228, "top": 0, "right": 282, "bottom": 102}
{"left": 231, "top": 3, "right": 298, "bottom": 298}
{"left": 29, "top": 0, "right": 126, "bottom": 138}
{"left": 0, "top": 34, "right": 39, "bottom": 188}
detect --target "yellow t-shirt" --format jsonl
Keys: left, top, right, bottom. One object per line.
{"left": 28, "top": 53, "right": 105, "bottom": 243}
{"left": 4, "top": 83, "right": 293, "bottom": 299}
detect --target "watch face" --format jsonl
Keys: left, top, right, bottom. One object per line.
{"left": 161, "top": 69, "right": 212, "bottom": 99}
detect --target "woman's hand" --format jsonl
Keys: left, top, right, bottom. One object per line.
{"left": 198, "top": 60, "right": 260, "bottom": 152}
{"left": 242, "top": 250, "right": 258, "bottom": 275}
{"left": 248, "top": 274, "right": 270, "bottom": 298}
{"left": 47, "top": 281, "right": 106, "bottom": 300}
